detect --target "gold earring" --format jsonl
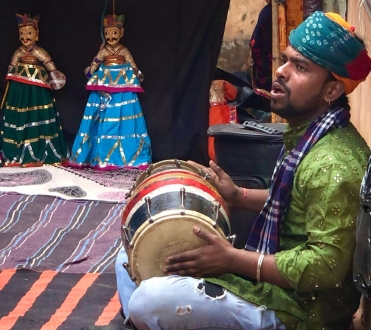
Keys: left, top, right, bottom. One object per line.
{"left": 328, "top": 99, "right": 331, "bottom": 107}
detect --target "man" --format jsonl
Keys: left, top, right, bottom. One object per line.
{"left": 115, "top": 11, "right": 371, "bottom": 330}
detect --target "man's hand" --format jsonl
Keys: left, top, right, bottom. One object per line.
{"left": 162, "top": 226, "right": 235, "bottom": 278}
{"left": 188, "top": 160, "right": 239, "bottom": 207}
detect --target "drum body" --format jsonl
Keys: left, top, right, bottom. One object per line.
{"left": 122, "top": 159, "right": 231, "bottom": 285}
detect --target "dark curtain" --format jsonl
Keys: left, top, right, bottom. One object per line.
{"left": 0, "top": 0, "right": 230, "bottom": 165}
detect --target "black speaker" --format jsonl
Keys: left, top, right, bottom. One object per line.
{"left": 208, "top": 121, "right": 286, "bottom": 248}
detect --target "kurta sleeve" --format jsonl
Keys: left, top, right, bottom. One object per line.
{"left": 275, "top": 161, "right": 361, "bottom": 292}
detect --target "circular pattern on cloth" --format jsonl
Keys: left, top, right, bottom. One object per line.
{"left": 0, "top": 169, "right": 52, "bottom": 187}
{"left": 48, "top": 186, "right": 87, "bottom": 198}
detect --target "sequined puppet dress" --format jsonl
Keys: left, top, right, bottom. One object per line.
{"left": 69, "top": 14, "right": 151, "bottom": 170}
{"left": 0, "top": 14, "right": 69, "bottom": 167}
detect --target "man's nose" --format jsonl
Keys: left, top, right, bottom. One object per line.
{"left": 275, "top": 62, "right": 288, "bottom": 80}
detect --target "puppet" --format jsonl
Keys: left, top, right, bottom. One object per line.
{"left": 0, "top": 14, "right": 69, "bottom": 167}
{"left": 69, "top": 12, "right": 151, "bottom": 170}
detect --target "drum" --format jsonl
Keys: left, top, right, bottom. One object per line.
{"left": 121, "top": 159, "right": 231, "bottom": 285}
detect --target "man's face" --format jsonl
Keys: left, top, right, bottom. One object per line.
{"left": 270, "top": 46, "right": 330, "bottom": 126}
{"left": 105, "top": 27, "right": 123, "bottom": 46}
{"left": 19, "top": 25, "right": 37, "bottom": 47}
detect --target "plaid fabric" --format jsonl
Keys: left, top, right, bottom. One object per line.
{"left": 245, "top": 105, "right": 351, "bottom": 254}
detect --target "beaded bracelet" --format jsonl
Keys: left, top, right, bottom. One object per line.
{"left": 256, "top": 252, "right": 266, "bottom": 283}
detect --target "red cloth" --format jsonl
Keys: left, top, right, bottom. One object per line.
{"left": 208, "top": 81, "right": 237, "bottom": 161}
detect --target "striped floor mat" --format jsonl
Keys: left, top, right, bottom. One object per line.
{"left": 0, "top": 192, "right": 124, "bottom": 272}
{"left": 0, "top": 269, "right": 123, "bottom": 330}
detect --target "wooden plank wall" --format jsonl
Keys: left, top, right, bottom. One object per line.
{"left": 347, "top": 2, "right": 371, "bottom": 146}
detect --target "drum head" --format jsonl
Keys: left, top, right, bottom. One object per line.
{"left": 126, "top": 210, "right": 226, "bottom": 285}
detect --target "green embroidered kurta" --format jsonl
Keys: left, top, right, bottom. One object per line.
{"left": 208, "top": 122, "right": 369, "bottom": 330}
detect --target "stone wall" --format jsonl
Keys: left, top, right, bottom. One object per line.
{"left": 217, "top": 0, "right": 267, "bottom": 73}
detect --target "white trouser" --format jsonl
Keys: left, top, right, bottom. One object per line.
{"left": 115, "top": 247, "right": 286, "bottom": 330}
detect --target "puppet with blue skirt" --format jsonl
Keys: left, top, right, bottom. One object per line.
{"left": 69, "top": 5, "right": 152, "bottom": 170}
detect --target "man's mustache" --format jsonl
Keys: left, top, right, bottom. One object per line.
{"left": 106, "top": 38, "right": 118, "bottom": 42}
{"left": 274, "top": 77, "right": 290, "bottom": 94}
{"left": 21, "top": 38, "right": 32, "bottom": 42}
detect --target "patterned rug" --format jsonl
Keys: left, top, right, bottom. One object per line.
{"left": 0, "top": 166, "right": 142, "bottom": 202}
{"left": 57, "top": 166, "right": 143, "bottom": 190}
{"left": 0, "top": 192, "right": 124, "bottom": 273}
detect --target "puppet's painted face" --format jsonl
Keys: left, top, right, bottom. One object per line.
{"left": 19, "top": 25, "right": 38, "bottom": 47}
{"left": 104, "top": 27, "right": 123, "bottom": 46}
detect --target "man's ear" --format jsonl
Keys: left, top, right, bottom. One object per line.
{"left": 325, "top": 80, "right": 345, "bottom": 103}
{"left": 120, "top": 28, "right": 124, "bottom": 38}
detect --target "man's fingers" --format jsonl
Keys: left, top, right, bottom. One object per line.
{"left": 192, "top": 226, "right": 215, "bottom": 244}
{"left": 166, "top": 248, "right": 198, "bottom": 264}
{"left": 163, "top": 260, "right": 196, "bottom": 273}
{"left": 209, "top": 160, "right": 226, "bottom": 180}
{"left": 165, "top": 268, "right": 202, "bottom": 277}
{"left": 187, "top": 161, "right": 212, "bottom": 178}
{"left": 187, "top": 160, "right": 202, "bottom": 167}
{"left": 187, "top": 160, "right": 206, "bottom": 173}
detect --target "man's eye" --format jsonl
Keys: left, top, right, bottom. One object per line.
{"left": 297, "top": 65, "right": 306, "bottom": 71}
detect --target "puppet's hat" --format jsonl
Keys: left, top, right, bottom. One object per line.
{"left": 16, "top": 13, "right": 40, "bottom": 29}
{"left": 103, "top": 14, "right": 125, "bottom": 29}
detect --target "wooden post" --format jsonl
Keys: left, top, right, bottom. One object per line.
{"left": 271, "top": 0, "right": 279, "bottom": 79}
{"left": 271, "top": 1, "right": 286, "bottom": 123}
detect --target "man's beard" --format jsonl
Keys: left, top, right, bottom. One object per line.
{"left": 270, "top": 78, "right": 323, "bottom": 120}
{"left": 270, "top": 93, "right": 323, "bottom": 120}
